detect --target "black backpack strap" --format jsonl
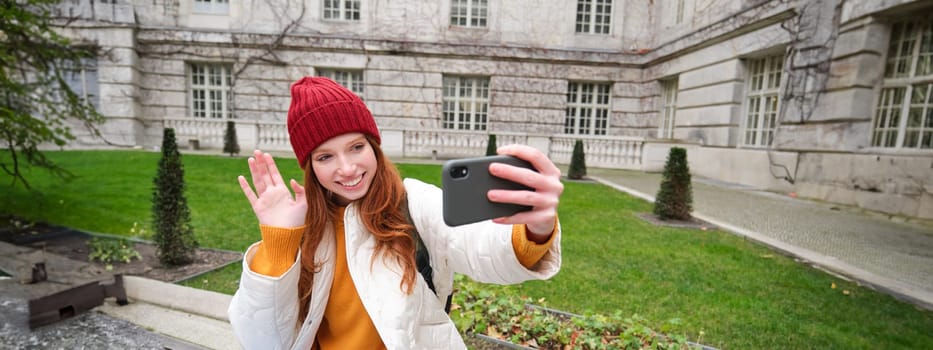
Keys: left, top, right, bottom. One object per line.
{"left": 400, "top": 196, "right": 452, "bottom": 313}
{"left": 411, "top": 219, "right": 437, "bottom": 295}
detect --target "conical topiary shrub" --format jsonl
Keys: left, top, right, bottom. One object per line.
{"left": 653, "top": 147, "right": 693, "bottom": 220}
{"left": 152, "top": 128, "right": 198, "bottom": 266}
{"left": 223, "top": 120, "right": 240, "bottom": 156}
{"left": 486, "top": 134, "right": 498, "bottom": 156}
{"left": 567, "top": 140, "right": 587, "bottom": 180}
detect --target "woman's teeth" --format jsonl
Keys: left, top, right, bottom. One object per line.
{"left": 340, "top": 176, "right": 362, "bottom": 187}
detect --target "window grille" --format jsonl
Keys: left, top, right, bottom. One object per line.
{"left": 189, "top": 63, "right": 232, "bottom": 119}
{"left": 317, "top": 69, "right": 364, "bottom": 97}
{"left": 659, "top": 79, "right": 678, "bottom": 139}
{"left": 575, "top": 0, "right": 612, "bottom": 34}
{"left": 61, "top": 58, "right": 99, "bottom": 109}
{"left": 442, "top": 76, "right": 490, "bottom": 131}
{"left": 324, "top": 0, "right": 360, "bottom": 21}
{"left": 193, "top": 0, "right": 229, "bottom": 15}
{"left": 450, "top": 0, "right": 488, "bottom": 27}
{"left": 565, "top": 82, "right": 611, "bottom": 135}
{"left": 871, "top": 21, "right": 933, "bottom": 149}
{"left": 742, "top": 55, "right": 783, "bottom": 147}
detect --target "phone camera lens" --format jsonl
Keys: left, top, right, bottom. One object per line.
{"left": 451, "top": 166, "right": 468, "bottom": 179}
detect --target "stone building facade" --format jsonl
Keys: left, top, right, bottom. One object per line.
{"left": 53, "top": 0, "right": 932, "bottom": 220}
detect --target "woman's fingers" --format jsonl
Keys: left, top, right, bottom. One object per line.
{"left": 290, "top": 179, "right": 306, "bottom": 204}
{"left": 256, "top": 152, "right": 276, "bottom": 191}
{"left": 248, "top": 151, "right": 268, "bottom": 195}
{"left": 488, "top": 163, "right": 563, "bottom": 194}
{"left": 237, "top": 175, "right": 258, "bottom": 206}
{"left": 496, "top": 144, "right": 561, "bottom": 178}
{"left": 487, "top": 148, "right": 561, "bottom": 200}
{"left": 238, "top": 150, "right": 308, "bottom": 228}
{"left": 492, "top": 208, "right": 555, "bottom": 226}
{"left": 246, "top": 150, "right": 287, "bottom": 198}
{"left": 486, "top": 144, "right": 564, "bottom": 234}
{"left": 249, "top": 150, "right": 287, "bottom": 196}
{"left": 491, "top": 145, "right": 562, "bottom": 191}
{"left": 262, "top": 152, "right": 286, "bottom": 188}
{"left": 487, "top": 188, "right": 559, "bottom": 208}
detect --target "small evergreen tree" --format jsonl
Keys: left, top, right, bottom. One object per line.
{"left": 485, "top": 134, "right": 498, "bottom": 156}
{"left": 152, "top": 128, "right": 198, "bottom": 266}
{"left": 567, "top": 140, "right": 587, "bottom": 180}
{"left": 223, "top": 120, "right": 240, "bottom": 156}
{"left": 653, "top": 147, "right": 693, "bottom": 220}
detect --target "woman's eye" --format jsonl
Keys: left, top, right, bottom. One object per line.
{"left": 316, "top": 154, "right": 331, "bottom": 162}
{"left": 351, "top": 143, "right": 365, "bottom": 151}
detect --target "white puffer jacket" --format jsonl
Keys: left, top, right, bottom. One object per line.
{"left": 228, "top": 178, "right": 562, "bottom": 350}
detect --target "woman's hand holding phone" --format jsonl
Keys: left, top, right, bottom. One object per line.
{"left": 237, "top": 150, "right": 308, "bottom": 228}
{"left": 488, "top": 145, "right": 564, "bottom": 239}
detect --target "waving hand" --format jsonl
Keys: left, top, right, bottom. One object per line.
{"left": 237, "top": 150, "right": 307, "bottom": 228}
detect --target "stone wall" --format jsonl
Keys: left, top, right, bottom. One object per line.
{"left": 796, "top": 153, "right": 933, "bottom": 219}
{"left": 132, "top": 26, "right": 636, "bottom": 149}
{"left": 130, "top": 0, "right": 643, "bottom": 52}
{"left": 647, "top": 21, "right": 792, "bottom": 147}
{"left": 53, "top": 19, "right": 142, "bottom": 148}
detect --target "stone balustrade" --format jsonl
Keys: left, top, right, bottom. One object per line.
{"left": 160, "top": 118, "right": 646, "bottom": 170}
{"left": 162, "top": 118, "right": 291, "bottom": 153}
{"left": 163, "top": 118, "right": 227, "bottom": 150}
{"left": 549, "top": 135, "right": 645, "bottom": 170}
{"left": 398, "top": 129, "right": 529, "bottom": 159}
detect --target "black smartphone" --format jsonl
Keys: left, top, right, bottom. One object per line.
{"left": 441, "top": 155, "right": 537, "bottom": 226}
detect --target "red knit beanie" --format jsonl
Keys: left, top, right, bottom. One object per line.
{"left": 287, "top": 77, "right": 380, "bottom": 167}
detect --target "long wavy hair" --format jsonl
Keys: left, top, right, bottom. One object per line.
{"left": 296, "top": 135, "right": 417, "bottom": 325}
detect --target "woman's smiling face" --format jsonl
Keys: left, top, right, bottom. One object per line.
{"left": 310, "top": 132, "right": 377, "bottom": 205}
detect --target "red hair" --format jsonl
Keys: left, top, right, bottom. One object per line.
{"left": 296, "top": 135, "right": 416, "bottom": 324}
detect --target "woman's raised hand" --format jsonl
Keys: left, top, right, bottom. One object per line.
{"left": 237, "top": 150, "right": 308, "bottom": 228}
{"left": 487, "top": 145, "right": 564, "bottom": 240}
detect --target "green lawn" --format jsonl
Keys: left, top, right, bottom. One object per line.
{"left": 2, "top": 150, "right": 931, "bottom": 349}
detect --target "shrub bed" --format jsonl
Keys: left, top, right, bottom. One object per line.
{"left": 453, "top": 275, "right": 697, "bottom": 349}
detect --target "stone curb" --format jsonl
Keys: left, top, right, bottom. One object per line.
{"left": 122, "top": 275, "right": 232, "bottom": 321}
{"left": 96, "top": 276, "right": 239, "bottom": 350}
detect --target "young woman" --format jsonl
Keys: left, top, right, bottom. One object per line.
{"left": 227, "top": 77, "right": 564, "bottom": 349}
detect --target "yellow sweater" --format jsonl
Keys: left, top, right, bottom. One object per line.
{"left": 249, "top": 207, "right": 556, "bottom": 349}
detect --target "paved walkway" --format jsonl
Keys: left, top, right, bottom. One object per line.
{"left": 587, "top": 167, "right": 933, "bottom": 311}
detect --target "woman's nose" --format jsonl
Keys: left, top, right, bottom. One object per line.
{"left": 336, "top": 155, "right": 355, "bottom": 175}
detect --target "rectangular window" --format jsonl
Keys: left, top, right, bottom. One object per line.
{"left": 575, "top": 0, "right": 612, "bottom": 34}
{"left": 62, "top": 58, "right": 99, "bottom": 109}
{"left": 323, "top": 0, "right": 360, "bottom": 21}
{"left": 442, "top": 76, "right": 489, "bottom": 131}
{"left": 872, "top": 21, "right": 933, "bottom": 149}
{"left": 565, "top": 82, "right": 611, "bottom": 135}
{"left": 450, "top": 0, "right": 488, "bottom": 27}
{"left": 659, "top": 79, "right": 678, "bottom": 139}
{"left": 189, "top": 63, "right": 232, "bottom": 119}
{"left": 317, "top": 69, "right": 364, "bottom": 97}
{"left": 193, "top": 0, "right": 229, "bottom": 15}
{"left": 742, "top": 55, "right": 784, "bottom": 147}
